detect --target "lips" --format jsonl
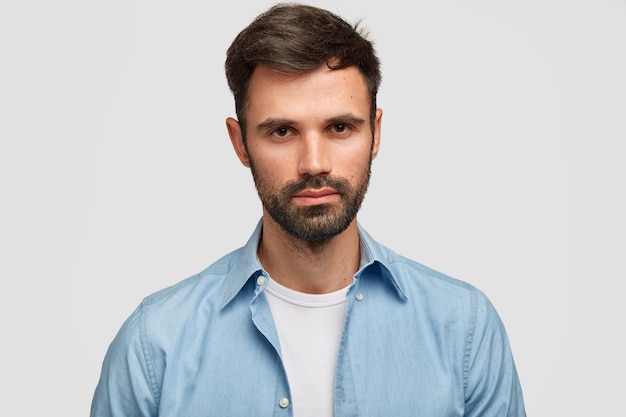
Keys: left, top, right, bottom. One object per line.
{"left": 295, "top": 188, "right": 336, "bottom": 198}
{"left": 292, "top": 188, "right": 340, "bottom": 205}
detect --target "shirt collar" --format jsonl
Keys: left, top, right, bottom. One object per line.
{"left": 356, "top": 223, "right": 409, "bottom": 301}
{"left": 219, "top": 220, "right": 265, "bottom": 309}
{"left": 220, "top": 219, "right": 407, "bottom": 308}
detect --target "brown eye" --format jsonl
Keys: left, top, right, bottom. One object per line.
{"left": 270, "top": 127, "right": 294, "bottom": 138}
{"left": 330, "top": 123, "right": 352, "bottom": 135}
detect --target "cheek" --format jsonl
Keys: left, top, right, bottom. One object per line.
{"left": 251, "top": 155, "right": 289, "bottom": 186}
{"left": 341, "top": 147, "right": 372, "bottom": 175}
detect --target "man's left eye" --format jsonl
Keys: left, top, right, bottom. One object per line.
{"left": 332, "top": 124, "right": 350, "bottom": 133}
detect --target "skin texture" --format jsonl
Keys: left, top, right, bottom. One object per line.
{"left": 226, "top": 65, "right": 382, "bottom": 293}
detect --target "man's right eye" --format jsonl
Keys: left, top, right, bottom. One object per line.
{"left": 273, "top": 127, "right": 288, "bottom": 136}
{"left": 270, "top": 127, "right": 294, "bottom": 138}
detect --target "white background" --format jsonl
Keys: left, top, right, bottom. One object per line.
{"left": 1, "top": 0, "right": 624, "bottom": 415}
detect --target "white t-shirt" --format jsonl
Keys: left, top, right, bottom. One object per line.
{"left": 265, "top": 279, "right": 349, "bottom": 417}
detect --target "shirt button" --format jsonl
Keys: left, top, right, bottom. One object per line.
{"left": 257, "top": 276, "right": 266, "bottom": 286}
{"left": 356, "top": 293, "right": 364, "bottom": 301}
{"left": 279, "top": 398, "right": 290, "bottom": 408}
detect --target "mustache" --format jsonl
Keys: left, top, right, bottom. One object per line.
{"left": 282, "top": 175, "right": 350, "bottom": 196}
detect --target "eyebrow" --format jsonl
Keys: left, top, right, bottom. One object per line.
{"left": 327, "top": 114, "right": 366, "bottom": 126}
{"left": 256, "top": 114, "right": 366, "bottom": 131}
{"left": 256, "top": 118, "right": 296, "bottom": 132}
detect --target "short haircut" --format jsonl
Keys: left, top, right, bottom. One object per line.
{"left": 225, "top": 3, "right": 381, "bottom": 137}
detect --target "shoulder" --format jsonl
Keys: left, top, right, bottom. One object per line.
{"left": 394, "top": 249, "right": 505, "bottom": 332}
{"left": 370, "top": 239, "right": 495, "bottom": 317}
{"left": 106, "top": 246, "right": 254, "bottom": 370}
{"left": 360, "top": 225, "right": 476, "bottom": 298}
{"left": 132, "top": 247, "right": 246, "bottom": 326}
{"left": 373, "top": 239, "right": 475, "bottom": 291}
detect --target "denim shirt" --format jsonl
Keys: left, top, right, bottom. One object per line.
{"left": 91, "top": 221, "right": 526, "bottom": 417}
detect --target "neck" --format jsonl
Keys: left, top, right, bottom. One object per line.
{"left": 257, "top": 213, "right": 361, "bottom": 294}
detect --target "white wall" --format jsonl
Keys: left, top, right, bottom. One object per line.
{"left": 1, "top": 0, "right": 624, "bottom": 415}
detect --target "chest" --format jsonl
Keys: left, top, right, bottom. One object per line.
{"left": 153, "top": 293, "right": 466, "bottom": 417}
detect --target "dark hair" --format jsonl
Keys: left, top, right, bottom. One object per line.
{"left": 225, "top": 3, "right": 381, "bottom": 136}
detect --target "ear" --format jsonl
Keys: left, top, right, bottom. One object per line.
{"left": 226, "top": 117, "right": 251, "bottom": 167}
{"left": 371, "top": 108, "right": 382, "bottom": 160}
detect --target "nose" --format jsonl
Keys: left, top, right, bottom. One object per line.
{"left": 297, "top": 133, "right": 331, "bottom": 177}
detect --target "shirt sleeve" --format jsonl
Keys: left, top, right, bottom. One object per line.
{"left": 90, "top": 302, "right": 159, "bottom": 417}
{"left": 463, "top": 291, "right": 526, "bottom": 417}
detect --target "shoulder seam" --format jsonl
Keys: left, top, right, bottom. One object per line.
{"left": 463, "top": 286, "right": 478, "bottom": 398}
{"left": 139, "top": 297, "right": 161, "bottom": 411}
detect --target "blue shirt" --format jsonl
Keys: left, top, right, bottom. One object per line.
{"left": 91, "top": 221, "right": 526, "bottom": 417}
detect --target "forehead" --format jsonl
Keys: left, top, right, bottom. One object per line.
{"left": 245, "top": 65, "right": 370, "bottom": 120}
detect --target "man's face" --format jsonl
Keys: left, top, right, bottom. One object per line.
{"left": 228, "top": 65, "right": 382, "bottom": 242}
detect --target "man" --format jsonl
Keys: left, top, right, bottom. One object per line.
{"left": 91, "top": 3, "right": 526, "bottom": 417}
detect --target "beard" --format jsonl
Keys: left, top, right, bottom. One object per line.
{"left": 249, "top": 160, "right": 372, "bottom": 242}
